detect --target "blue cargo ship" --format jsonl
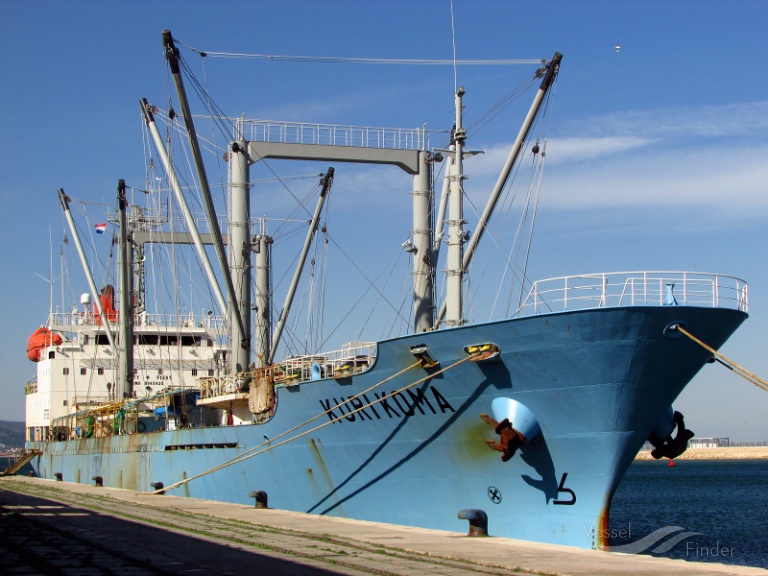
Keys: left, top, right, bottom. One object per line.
{"left": 22, "top": 32, "right": 748, "bottom": 549}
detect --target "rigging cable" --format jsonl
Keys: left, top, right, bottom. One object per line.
{"left": 515, "top": 140, "right": 547, "bottom": 314}
{"left": 158, "top": 359, "right": 423, "bottom": 494}
{"left": 175, "top": 47, "right": 322, "bottom": 227}
{"left": 175, "top": 37, "right": 544, "bottom": 66}
{"left": 155, "top": 352, "right": 480, "bottom": 495}
{"left": 467, "top": 76, "right": 540, "bottom": 137}
{"left": 513, "top": 78, "right": 559, "bottom": 314}
{"left": 489, "top": 148, "right": 537, "bottom": 319}
{"left": 372, "top": 249, "right": 412, "bottom": 341}
{"left": 171, "top": 40, "right": 549, "bottom": 336}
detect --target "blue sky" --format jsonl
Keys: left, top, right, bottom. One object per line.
{"left": 1, "top": 0, "right": 767, "bottom": 441}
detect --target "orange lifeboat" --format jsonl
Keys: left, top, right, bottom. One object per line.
{"left": 26, "top": 327, "right": 63, "bottom": 362}
{"left": 94, "top": 284, "right": 119, "bottom": 325}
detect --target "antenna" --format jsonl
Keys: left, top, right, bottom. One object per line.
{"left": 450, "top": 0, "right": 458, "bottom": 92}
{"left": 36, "top": 224, "right": 62, "bottom": 324}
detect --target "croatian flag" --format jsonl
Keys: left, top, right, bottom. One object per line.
{"left": 95, "top": 223, "right": 107, "bottom": 234}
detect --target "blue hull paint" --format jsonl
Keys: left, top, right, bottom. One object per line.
{"left": 30, "top": 305, "right": 746, "bottom": 549}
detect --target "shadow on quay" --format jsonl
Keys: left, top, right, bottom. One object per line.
{"left": 0, "top": 487, "right": 349, "bottom": 576}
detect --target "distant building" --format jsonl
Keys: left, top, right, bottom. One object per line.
{"left": 640, "top": 437, "right": 730, "bottom": 451}
{"left": 688, "top": 437, "right": 729, "bottom": 448}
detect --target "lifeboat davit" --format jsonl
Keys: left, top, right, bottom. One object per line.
{"left": 26, "top": 327, "right": 62, "bottom": 362}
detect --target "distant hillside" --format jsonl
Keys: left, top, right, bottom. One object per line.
{"left": 0, "top": 420, "right": 25, "bottom": 450}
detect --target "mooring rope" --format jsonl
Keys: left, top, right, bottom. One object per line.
{"left": 675, "top": 325, "right": 768, "bottom": 392}
{"left": 254, "top": 360, "right": 421, "bottom": 454}
{"left": 156, "top": 354, "right": 479, "bottom": 494}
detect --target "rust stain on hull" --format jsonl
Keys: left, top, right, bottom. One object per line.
{"left": 307, "top": 437, "right": 344, "bottom": 515}
{"left": 597, "top": 497, "right": 612, "bottom": 550}
{"left": 453, "top": 416, "right": 501, "bottom": 465}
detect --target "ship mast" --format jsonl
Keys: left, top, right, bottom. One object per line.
{"left": 57, "top": 188, "right": 117, "bottom": 356}
{"left": 412, "top": 150, "right": 435, "bottom": 333}
{"left": 140, "top": 98, "right": 229, "bottom": 318}
{"left": 444, "top": 87, "right": 467, "bottom": 327}
{"left": 162, "top": 29, "right": 251, "bottom": 373}
{"left": 268, "top": 169, "right": 334, "bottom": 365}
{"left": 117, "top": 179, "right": 134, "bottom": 399}
{"left": 434, "top": 52, "right": 562, "bottom": 329}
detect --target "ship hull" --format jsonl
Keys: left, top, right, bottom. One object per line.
{"left": 29, "top": 305, "right": 746, "bottom": 549}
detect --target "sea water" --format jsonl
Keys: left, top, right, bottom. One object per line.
{"left": 609, "top": 459, "right": 768, "bottom": 568}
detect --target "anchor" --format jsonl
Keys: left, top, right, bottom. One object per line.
{"left": 648, "top": 410, "right": 694, "bottom": 460}
{"left": 481, "top": 414, "right": 526, "bottom": 462}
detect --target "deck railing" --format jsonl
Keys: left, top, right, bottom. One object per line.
{"left": 278, "top": 341, "right": 377, "bottom": 384}
{"left": 48, "top": 311, "right": 226, "bottom": 332}
{"left": 515, "top": 271, "right": 748, "bottom": 317}
{"left": 235, "top": 119, "right": 427, "bottom": 151}
{"left": 198, "top": 341, "right": 378, "bottom": 398}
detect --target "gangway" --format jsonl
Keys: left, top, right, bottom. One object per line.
{"left": 1, "top": 449, "right": 42, "bottom": 476}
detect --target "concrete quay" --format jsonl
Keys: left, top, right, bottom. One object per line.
{"left": 1, "top": 476, "right": 765, "bottom": 576}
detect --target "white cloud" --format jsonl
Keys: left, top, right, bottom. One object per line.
{"left": 570, "top": 101, "right": 768, "bottom": 140}
{"left": 472, "top": 136, "right": 654, "bottom": 167}
{"left": 544, "top": 136, "right": 655, "bottom": 162}
{"left": 456, "top": 101, "right": 768, "bottom": 217}
{"left": 541, "top": 145, "right": 768, "bottom": 211}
